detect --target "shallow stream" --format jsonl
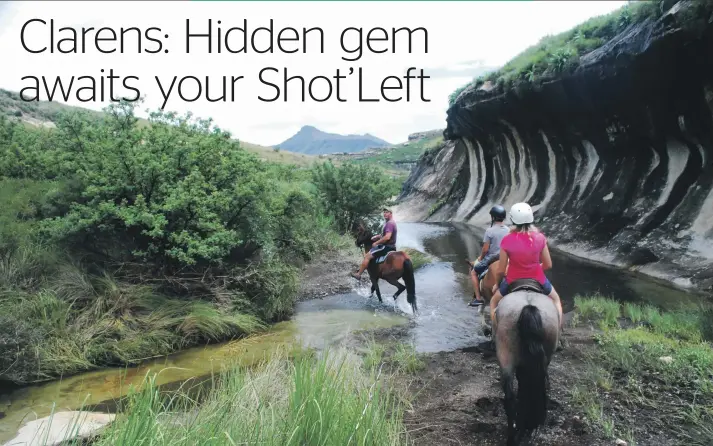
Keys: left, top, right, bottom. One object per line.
{"left": 0, "top": 222, "right": 704, "bottom": 444}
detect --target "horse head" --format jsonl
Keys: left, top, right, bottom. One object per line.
{"left": 353, "top": 221, "right": 373, "bottom": 249}
{"left": 355, "top": 229, "right": 372, "bottom": 249}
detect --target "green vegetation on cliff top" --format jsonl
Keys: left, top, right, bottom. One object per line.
{"left": 448, "top": 0, "right": 699, "bottom": 105}
{"left": 0, "top": 99, "right": 400, "bottom": 384}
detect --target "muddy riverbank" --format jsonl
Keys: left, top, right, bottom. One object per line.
{"left": 350, "top": 310, "right": 690, "bottom": 446}
{"left": 296, "top": 244, "right": 363, "bottom": 301}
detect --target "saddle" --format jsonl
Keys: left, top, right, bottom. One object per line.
{"left": 374, "top": 253, "right": 391, "bottom": 264}
{"left": 370, "top": 246, "right": 396, "bottom": 265}
{"left": 477, "top": 257, "right": 499, "bottom": 281}
{"left": 507, "top": 278, "right": 546, "bottom": 294}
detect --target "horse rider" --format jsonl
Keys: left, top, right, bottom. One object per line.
{"left": 351, "top": 208, "right": 397, "bottom": 280}
{"left": 467, "top": 205, "right": 509, "bottom": 307}
{"left": 488, "top": 202, "right": 563, "bottom": 328}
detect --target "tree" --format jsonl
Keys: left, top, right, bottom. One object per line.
{"left": 311, "top": 161, "right": 397, "bottom": 233}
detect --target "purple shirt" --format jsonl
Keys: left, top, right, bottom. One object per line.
{"left": 382, "top": 220, "right": 397, "bottom": 246}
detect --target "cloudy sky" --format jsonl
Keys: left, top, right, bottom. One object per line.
{"left": 0, "top": 1, "right": 626, "bottom": 146}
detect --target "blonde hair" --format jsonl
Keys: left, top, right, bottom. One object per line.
{"left": 509, "top": 223, "right": 539, "bottom": 245}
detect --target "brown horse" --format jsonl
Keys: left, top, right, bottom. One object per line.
{"left": 465, "top": 258, "right": 500, "bottom": 309}
{"left": 464, "top": 258, "right": 505, "bottom": 338}
{"left": 354, "top": 224, "right": 418, "bottom": 314}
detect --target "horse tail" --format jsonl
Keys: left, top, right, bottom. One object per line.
{"left": 515, "top": 304, "right": 548, "bottom": 431}
{"left": 402, "top": 258, "right": 416, "bottom": 306}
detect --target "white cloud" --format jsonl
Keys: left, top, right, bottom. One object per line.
{"left": 0, "top": 0, "right": 627, "bottom": 145}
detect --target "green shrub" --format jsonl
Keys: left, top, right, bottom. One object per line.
{"left": 311, "top": 160, "right": 398, "bottom": 233}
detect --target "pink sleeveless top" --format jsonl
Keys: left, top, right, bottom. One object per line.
{"left": 500, "top": 230, "right": 547, "bottom": 284}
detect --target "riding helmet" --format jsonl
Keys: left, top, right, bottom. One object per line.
{"left": 509, "top": 202, "right": 534, "bottom": 225}
{"left": 489, "top": 205, "right": 506, "bottom": 221}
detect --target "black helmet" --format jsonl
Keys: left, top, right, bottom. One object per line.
{"left": 489, "top": 205, "right": 506, "bottom": 222}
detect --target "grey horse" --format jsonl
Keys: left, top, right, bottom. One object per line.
{"left": 492, "top": 279, "right": 561, "bottom": 445}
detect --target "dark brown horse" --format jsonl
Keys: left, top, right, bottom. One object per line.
{"left": 353, "top": 223, "right": 418, "bottom": 314}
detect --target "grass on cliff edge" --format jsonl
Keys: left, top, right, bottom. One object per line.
{"left": 449, "top": 0, "right": 699, "bottom": 105}
{"left": 401, "top": 247, "right": 432, "bottom": 271}
{"left": 80, "top": 347, "right": 408, "bottom": 446}
{"left": 570, "top": 295, "right": 713, "bottom": 445}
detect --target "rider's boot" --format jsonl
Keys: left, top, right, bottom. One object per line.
{"left": 469, "top": 292, "right": 484, "bottom": 307}
{"left": 351, "top": 257, "right": 369, "bottom": 280}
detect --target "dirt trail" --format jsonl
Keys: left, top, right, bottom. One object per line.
{"left": 401, "top": 329, "right": 606, "bottom": 446}
{"left": 355, "top": 319, "right": 622, "bottom": 446}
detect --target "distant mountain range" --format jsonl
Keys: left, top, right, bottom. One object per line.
{"left": 275, "top": 125, "right": 392, "bottom": 155}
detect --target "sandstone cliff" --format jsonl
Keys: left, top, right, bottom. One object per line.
{"left": 398, "top": 0, "right": 713, "bottom": 292}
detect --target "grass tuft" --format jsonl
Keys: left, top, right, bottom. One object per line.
{"left": 571, "top": 294, "right": 713, "bottom": 445}
{"left": 91, "top": 347, "right": 408, "bottom": 446}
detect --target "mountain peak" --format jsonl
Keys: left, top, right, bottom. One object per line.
{"left": 276, "top": 126, "right": 392, "bottom": 155}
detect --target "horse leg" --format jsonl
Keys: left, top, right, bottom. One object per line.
{"left": 371, "top": 278, "right": 382, "bottom": 303}
{"left": 501, "top": 368, "right": 518, "bottom": 446}
{"left": 496, "top": 322, "right": 520, "bottom": 445}
{"left": 385, "top": 278, "right": 406, "bottom": 300}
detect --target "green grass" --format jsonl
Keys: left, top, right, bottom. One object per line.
{"left": 0, "top": 88, "right": 106, "bottom": 123}
{"left": 362, "top": 337, "right": 387, "bottom": 371}
{"left": 0, "top": 267, "right": 267, "bottom": 383}
{"left": 449, "top": 0, "right": 678, "bottom": 105}
{"left": 240, "top": 140, "right": 321, "bottom": 168}
{"left": 570, "top": 295, "right": 713, "bottom": 445}
{"left": 574, "top": 295, "right": 712, "bottom": 342}
{"left": 392, "top": 343, "right": 425, "bottom": 375}
{"left": 356, "top": 135, "right": 444, "bottom": 166}
{"left": 574, "top": 294, "right": 621, "bottom": 329}
{"left": 401, "top": 247, "right": 432, "bottom": 271}
{"left": 85, "top": 347, "right": 408, "bottom": 446}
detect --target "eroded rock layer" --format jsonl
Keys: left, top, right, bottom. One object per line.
{"left": 398, "top": 1, "right": 713, "bottom": 291}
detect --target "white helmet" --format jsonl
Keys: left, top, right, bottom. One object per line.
{"left": 510, "top": 202, "right": 534, "bottom": 225}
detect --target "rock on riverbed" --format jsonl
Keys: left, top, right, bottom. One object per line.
{"left": 3, "top": 411, "right": 115, "bottom": 446}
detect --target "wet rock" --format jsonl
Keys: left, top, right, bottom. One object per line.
{"left": 3, "top": 411, "right": 115, "bottom": 446}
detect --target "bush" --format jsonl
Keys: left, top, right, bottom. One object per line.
{"left": 31, "top": 103, "right": 279, "bottom": 272}
{"left": 311, "top": 160, "right": 399, "bottom": 233}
